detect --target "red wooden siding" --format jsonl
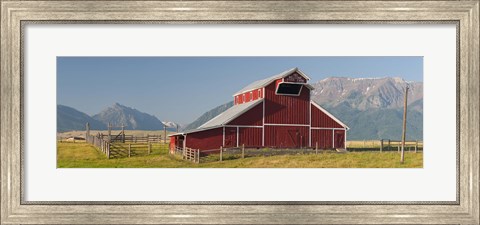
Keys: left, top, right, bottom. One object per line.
{"left": 238, "top": 127, "right": 262, "bottom": 147}
{"left": 224, "top": 127, "right": 237, "bottom": 148}
{"left": 264, "top": 126, "right": 309, "bottom": 148}
{"left": 311, "top": 129, "right": 333, "bottom": 149}
{"left": 185, "top": 127, "right": 223, "bottom": 151}
{"left": 227, "top": 103, "right": 263, "bottom": 126}
{"left": 264, "top": 81, "right": 310, "bottom": 124}
{"left": 169, "top": 136, "right": 176, "bottom": 152}
{"left": 311, "top": 104, "right": 344, "bottom": 128}
{"left": 284, "top": 72, "right": 307, "bottom": 83}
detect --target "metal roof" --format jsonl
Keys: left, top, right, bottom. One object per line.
{"left": 170, "top": 99, "right": 264, "bottom": 136}
{"left": 233, "top": 67, "right": 311, "bottom": 96}
{"left": 198, "top": 99, "right": 263, "bottom": 129}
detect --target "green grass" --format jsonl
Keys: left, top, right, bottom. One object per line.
{"left": 57, "top": 142, "right": 423, "bottom": 168}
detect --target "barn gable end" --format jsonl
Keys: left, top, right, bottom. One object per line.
{"left": 264, "top": 81, "right": 310, "bottom": 125}
{"left": 227, "top": 102, "right": 263, "bottom": 126}
{"left": 284, "top": 72, "right": 307, "bottom": 83}
{"left": 310, "top": 101, "right": 348, "bottom": 129}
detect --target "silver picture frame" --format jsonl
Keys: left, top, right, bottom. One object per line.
{"left": 1, "top": 1, "right": 479, "bottom": 224}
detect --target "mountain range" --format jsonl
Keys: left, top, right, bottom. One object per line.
{"left": 183, "top": 77, "right": 423, "bottom": 140}
{"left": 57, "top": 103, "right": 180, "bottom": 132}
{"left": 58, "top": 77, "right": 423, "bottom": 140}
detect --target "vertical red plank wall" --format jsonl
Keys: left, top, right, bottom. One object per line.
{"left": 238, "top": 127, "right": 263, "bottom": 147}
{"left": 185, "top": 127, "right": 223, "bottom": 151}
{"left": 264, "top": 126, "right": 309, "bottom": 148}
{"left": 311, "top": 129, "right": 334, "bottom": 149}
{"left": 264, "top": 81, "right": 310, "bottom": 125}
{"left": 311, "top": 104, "right": 344, "bottom": 128}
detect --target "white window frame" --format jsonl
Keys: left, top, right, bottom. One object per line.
{"left": 275, "top": 82, "right": 304, "bottom": 96}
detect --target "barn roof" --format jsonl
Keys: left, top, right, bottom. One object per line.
{"left": 233, "top": 67, "right": 311, "bottom": 96}
{"left": 198, "top": 99, "right": 263, "bottom": 129}
{"left": 170, "top": 99, "right": 264, "bottom": 136}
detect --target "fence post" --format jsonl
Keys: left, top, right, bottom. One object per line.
{"left": 148, "top": 143, "right": 151, "bottom": 155}
{"left": 242, "top": 144, "right": 245, "bottom": 159}
{"left": 197, "top": 149, "right": 200, "bottom": 163}
{"left": 106, "top": 142, "right": 110, "bottom": 159}
{"left": 397, "top": 145, "right": 400, "bottom": 152}
{"left": 363, "top": 139, "right": 366, "bottom": 148}
{"left": 220, "top": 146, "right": 223, "bottom": 162}
{"left": 315, "top": 142, "right": 318, "bottom": 155}
{"left": 388, "top": 139, "right": 391, "bottom": 151}
{"left": 415, "top": 140, "right": 418, "bottom": 153}
{"left": 380, "top": 139, "right": 383, "bottom": 152}
{"left": 128, "top": 144, "right": 131, "bottom": 157}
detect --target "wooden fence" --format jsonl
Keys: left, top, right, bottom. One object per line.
{"left": 86, "top": 133, "right": 154, "bottom": 159}
{"left": 86, "top": 134, "right": 111, "bottom": 158}
{"left": 346, "top": 139, "right": 423, "bottom": 152}
{"left": 170, "top": 139, "right": 424, "bottom": 163}
{"left": 182, "top": 147, "right": 200, "bottom": 163}
{"left": 110, "top": 134, "right": 163, "bottom": 143}
{"left": 174, "top": 146, "right": 183, "bottom": 155}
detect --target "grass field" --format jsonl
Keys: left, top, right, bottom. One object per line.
{"left": 57, "top": 142, "right": 423, "bottom": 168}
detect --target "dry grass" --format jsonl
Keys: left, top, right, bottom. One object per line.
{"left": 347, "top": 140, "right": 423, "bottom": 148}
{"left": 57, "top": 142, "right": 423, "bottom": 168}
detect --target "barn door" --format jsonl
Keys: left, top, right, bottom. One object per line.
{"left": 224, "top": 127, "right": 237, "bottom": 148}
{"left": 287, "top": 129, "right": 300, "bottom": 148}
{"left": 334, "top": 130, "right": 345, "bottom": 149}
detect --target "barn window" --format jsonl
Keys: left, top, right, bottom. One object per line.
{"left": 276, "top": 82, "right": 303, "bottom": 95}
{"left": 258, "top": 89, "right": 261, "bottom": 97}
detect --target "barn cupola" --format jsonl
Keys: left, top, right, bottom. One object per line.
{"left": 233, "top": 67, "right": 314, "bottom": 105}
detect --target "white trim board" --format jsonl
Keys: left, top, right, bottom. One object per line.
{"left": 311, "top": 127, "right": 347, "bottom": 130}
{"left": 225, "top": 125, "right": 263, "bottom": 128}
{"left": 264, "top": 123, "right": 310, "bottom": 127}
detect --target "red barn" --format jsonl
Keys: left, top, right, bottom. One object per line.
{"left": 170, "top": 68, "right": 349, "bottom": 153}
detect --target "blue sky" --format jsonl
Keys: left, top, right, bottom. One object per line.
{"left": 57, "top": 56, "right": 423, "bottom": 124}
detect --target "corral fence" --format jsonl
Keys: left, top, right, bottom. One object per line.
{"left": 110, "top": 134, "right": 163, "bottom": 143}
{"left": 83, "top": 122, "right": 167, "bottom": 159}
{"left": 86, "top": 133, "right": 111, "bottom": 158}
{"left": 182, "top": 147, "right": 200, "bottom": 163}
{"left": 86, "top": 133, "right": 155, "bottom": 159}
